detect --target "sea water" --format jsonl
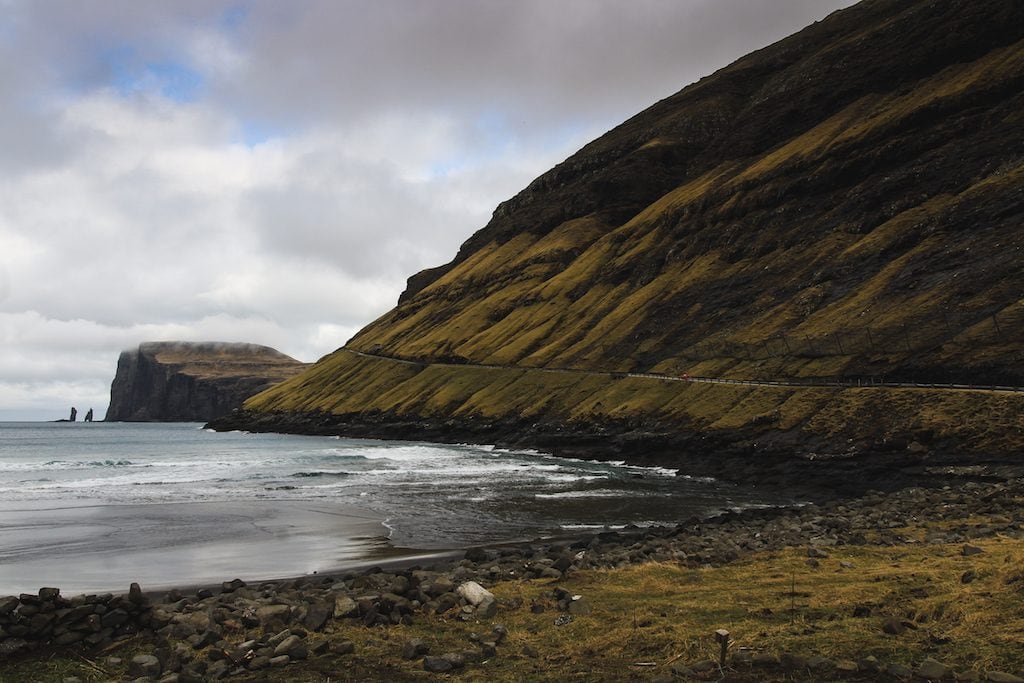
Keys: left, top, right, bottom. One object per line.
{"left": 0, "top": 422, "right": 782, "bottom": 593}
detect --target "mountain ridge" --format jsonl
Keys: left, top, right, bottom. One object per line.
{"left": 212, "top": 0, "right": 1024, "bottom": 489}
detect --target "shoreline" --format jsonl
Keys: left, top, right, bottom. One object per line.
{"left": 3, "top": 475, "right": 1024, "bottom": 680}
{"left": 207, "top": 409, "right": 1024, "bottom": 503}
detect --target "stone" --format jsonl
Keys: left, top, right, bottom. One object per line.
{"left": 961, "top": 570, "right": 977, "bottom": 584}
{"left": 0, "top": 596, "right": 20, "bottom": 615}
{"left": 807, "top": 656, "right": 833, "bottom": 671}
{"left": 883, "top": 616, "right": 906, "bottom": 635}
{"left": 52, "top": 631, "right": 86, "bottom": 645}
{"left": 476, "top": 597, "right": 498, "bottom": 618}
{"left": 456, "top": 581, "right": 494, "bottom": 607}
{"left": 38, "top": 587, "right": 61, "bottom": 601}
{"left": 269, "top": 655, "right": 290, "bottom": 667}
{"left": 887, "top": 663, "right": 914, "bottom": 678}
{"left": 442, "top": 652, "right": 467, "bottom": 669}
{"left": 567, "top": 596, "right": 592, "bottom": 616}
{"left": 128, "top": 582, "right": 146, "bottom": 605}
{"left": 302, "top": 601, "right": 334, "bottom": 631}
{"left": 752, "top": 653, "right": 780, "bottom": 668}
{"left": 129, "top": 654, "right": 162, "bottom": 679}
{"left": 962, "top": 544, "right": 984, "bottom": 556}
{"left": 248, "top": 656, "right": 271, "bottom": 670}
{"left": 834, "top": 660, "right": 859, "bottom": 673}
{"left": 429, "top": 577, "right": 454, "bottom": 597}
{"left": 987, "top": 673, "right": 1024, "bottom": 683}
{"left": 464, "top": 547, "right": 488, "bottom": 563}
{"left": 274, "top": 634, "right": 307, "bottom": 660}
{"left": 332, "top": 641, "right": 356, "bottom": 655}
{"left": 917, "top": 658, "right": 951, "bottom": 680}
{"left": 423, "top": 655, "right": 454, "bottom": 673}
{"left": 333, "top": 598, "right": 358, "bottom": 618}
{"left": 220, "top": 579, "right": 246, "bottom": 593}
{"left": 402, "top": 638, "right": 430, "bottom": 659}
{"left": 779, "top": 652, "right": 807, "bottom": 670}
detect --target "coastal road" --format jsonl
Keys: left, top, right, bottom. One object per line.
{"left": 341, "top": 348, "right": 1024, "bottom": 394}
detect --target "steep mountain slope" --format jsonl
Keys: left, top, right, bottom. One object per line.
{"left": 217, "top": 0, "right": 1024, "bottom": 485}
{"left": 105, "top": 342, "right": 308, "bottom": 421}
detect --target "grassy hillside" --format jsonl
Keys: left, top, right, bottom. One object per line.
{"left": 235, "top": 0, "right": 1024, "bottom": 467}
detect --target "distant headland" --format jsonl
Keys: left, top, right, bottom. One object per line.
{"left": 104, "top": 341, "right": 308, "bottom": 422}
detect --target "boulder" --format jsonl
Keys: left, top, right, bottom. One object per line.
{"left": 457, "top": 581, "right": 494, "bottom": 607}
{"left": 302, "top": 601, "right": 334, "bottom": 631}
{"left": 129, "top": 654, "right": 162, "bottom": 679}
{"left": 916, "top": 658, "right": 951, "bottom": 680}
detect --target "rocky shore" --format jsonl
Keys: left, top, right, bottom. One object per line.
{"left": 208, "top": 408, "right": 1024, "bottom": 501}
{"left": 4, "top": 477, "right": 1024, "bottom": 681}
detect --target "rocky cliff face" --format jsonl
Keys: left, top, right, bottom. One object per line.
{"left": 105, "top": 342, "right": 308, "bottom": 422}
{"left": 214, "top": 0, "right": 1024, "bottom": 484}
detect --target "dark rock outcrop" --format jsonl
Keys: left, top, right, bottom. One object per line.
{"left": 105, "top": 342, "right": 308, "bottom": 422}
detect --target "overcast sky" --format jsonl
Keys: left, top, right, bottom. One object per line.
{"left": 0, "top": 0, "right": 856, "bottom": 421}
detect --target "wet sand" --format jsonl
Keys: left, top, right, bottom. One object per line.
{"left": 0, "top": 499, "right": 402, "bottom": 595}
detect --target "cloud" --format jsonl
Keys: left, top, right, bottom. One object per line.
{"left": 0, "top": 0, "right": 856, "bottom": 419}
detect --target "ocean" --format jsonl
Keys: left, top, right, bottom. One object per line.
{"left": 0, "top": 422, "right": 782, "bottom": 594}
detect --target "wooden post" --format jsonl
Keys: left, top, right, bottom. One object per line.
{"left": 715, "top": 629, "right": 730, "bottom": 668}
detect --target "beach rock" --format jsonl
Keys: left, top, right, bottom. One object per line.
{"left": 129, "top": 654, "right": 162, "bottom": 679}
{"left": 887, "top": 663, "right": 913, "bottom": 678}
{"left": 423, "top": 655, "right": 454, "bottom": 673}
{"left": 752, "top": 653, "right": 781, "bottom": 668}
{"left": 302, "top": 601, "right": 333, "bottom": 631}
{"left": 428, "top": 577, "right": 454, "bottom": 597}
{"left": 0, "top": 596, "right": 19, "bottom": 615}
{"left": 273, "top": 634, "right": 303, "bottom": 657}
{"left": 962, "top": 544, "right": 984, "bottom": 556}
{"left": 987, "top": 673, "right": 1024, "bottom": 683}
{"left": 220, "top": 579, "right": 246, "bottom": 594}
{"left": 402, "top": 638, "right": 430, "bottom": 659}
{"left": 567, "top": 596, "right": 592, "bottom": 616}
{"left": 128, "top": 583, "right": 147, "bottom": 605}
{"left": 269, "top": 654, "right": 290, "bottom": 667}
{"left": 917, "top": 658, "right": 951, "bottom": 679}
{"left": 465, "top": 547, "right": 488, "bottom": 563}
{"left": 333, "top": 641, "right": 356, "bottom": 655}
{"left": 333, "top": 595, "right": 358, "bottom": 618}
{"left": 38, "top": 587, "right": 61, "bottom": 601}
{"left": 883, "top": 617, "right": 906, "bottom": 635}
{"left": 256, "top": 605, "right": 291, "bottom": 626}
{"left": 476, "top": 597, "right": 498, "bottom": 618}
{"left": 807, "top": 655, "right": 833, "bottom": 671}
{"left": 457, "top": 581, "right": 493, "bottom": 607}
{"left": 442, "top": 652, "right": 467, "bottom": 669}
{"left": 248, "top": 656, "right": 270, "bottom": 670}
